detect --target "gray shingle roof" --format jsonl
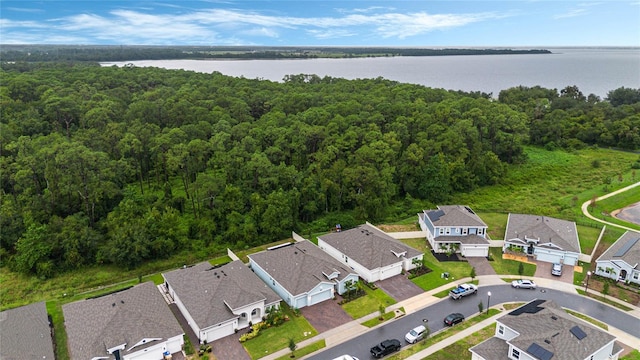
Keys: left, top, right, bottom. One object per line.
{"left": 597, "top": 230, "right": 640, "bottom": 265}
{"left": 505, "top": 214, "right": 581, "bottom": 253}
{"left": 162, "top": 260, "right": 280, "bottom": 329}
{"left": 62, "top": 282, "right": 183, "bottom": 360}
{"left": 248, "top": 240, "right": 358, "bottom": 296}
{"left": 0, "top": 302, "right": 55, "bottom": 360}
{"left": 500, "top": 300, "right": 615, "bottom": 360}
{"left": 318, "top": 223, "right": 422, "bottom": 269}
{"left": 424, "top": 205, "right": 487, "bottom": 227}
{"left": 469, "top": 336, "right": 509, "bottom": 359}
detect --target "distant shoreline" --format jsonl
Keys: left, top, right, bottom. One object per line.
{"left": 0, "top": 45, "right": 551, "bottom": 62}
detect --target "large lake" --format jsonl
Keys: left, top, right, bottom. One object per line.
{"left": 102, "top": 47, "right": 640, "bottom": 98}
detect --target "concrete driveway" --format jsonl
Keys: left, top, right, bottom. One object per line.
{"left": 300, "top": 298, "right": 353, "bottom": 334}
{"left": 466, "top": 257, "right": 497, "bottom": 276}
{"left": 375, "top": 274, "right": 424, "bottom": 302}
{"left": 534, "top": 261, "right": 574, "bottom": 284}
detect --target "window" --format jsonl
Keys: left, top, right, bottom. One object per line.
{"left": 439, "top": 228, "right": 444, "bottom": 235}
{"left": 633, "top": 272, "right": 639, "bottom": 280}
{"left": 511, "top": 349, "right": 520, "bottom": 359}
{"left": 462, "top": 228, "right": 468, "bottom": 235}
{"left": 445, "top": 228, "right": 450, "bottom": 235}
{"left": 498, "top": 325, "right": 504, "bottom": 335}
{"left": 251, "top": 309, "right": 258, "bottom": 316}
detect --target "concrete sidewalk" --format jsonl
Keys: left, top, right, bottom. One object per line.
{"left": 259, "top": 274, "right": 640, "bottom": 360}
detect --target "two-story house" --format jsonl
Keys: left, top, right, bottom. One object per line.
{"left": 418, "top": 205, "right": 490, "bottom": 257}
{"left": 470, "top": 299, "right": 622, "bottom": 360}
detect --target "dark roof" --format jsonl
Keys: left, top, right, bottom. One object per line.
{"left": 423, "top": 205, "right": 487, "bottom": 227}
{"left": 318, "top": 223, "right": 422, "bottom": 269}
{"left": 504, "top": 214, "right": 580, "bottom": 253}
{"left": 162, "top": 260, "right": 281, "bottom": 329}
{"left": 248, "top": 240, "right": 358, "bottom": 296}
{"left": 597, "top": 230, "right": 640, "bottom": 265}
{"left": 500, "top": 300, "right": 615, "bottom": 360}
{"left": 469, "top": 336, "right": 510, "bottom": 359}
{"left": 62, "top": 282, "right": 183, "bottom": 360}
{"left": 0, "top": 302, "right": 55, "bottom": 360}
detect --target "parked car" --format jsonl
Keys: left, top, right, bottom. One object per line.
{"left": 370, "top": 339, "right": 401, "bottom": 358}
{"left": 448, "top": 283, "right": 478, "bottom": 300}
{"left": 405, "top": 325, "right": 428, "bottom": 344}
{"left": 511, "top": 279, "right": 537, "bottom": 289}
{"left": 551, "top": 263, "right": 563, "bottom": 276}
{"left": 443, "top": 313, "right": 465, "bottom": 326}
{"left": 331, "top": 356, "right": 359, "bottom": 360}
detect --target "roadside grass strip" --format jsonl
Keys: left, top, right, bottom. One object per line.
{"left": 274, "top": 340, "right": 325, "bottom": 360}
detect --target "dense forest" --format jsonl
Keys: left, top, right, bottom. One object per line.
{"left": 0, "top": 44, "right": 551, "bottom": 62}
{"left": 1, "top": 61, "right": 639, "bottom": 278}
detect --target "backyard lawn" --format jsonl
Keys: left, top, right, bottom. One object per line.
{"left": 488, "top": 248, "right": 536, "bottom": 276}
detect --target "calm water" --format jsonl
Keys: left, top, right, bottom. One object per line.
{"left": 102, "top": 47, "right": 640, "bottom": 98}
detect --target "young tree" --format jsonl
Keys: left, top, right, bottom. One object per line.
{"left": 518, "top": 262, "right": 524, "bottom": 278}
{"left": 378, "top": 305, "right": 386, "bottom": 321}
{"left": 478, "top": 300, "right": 484, "bottom": 313}
{"left": 470, "top": 266, "right": 477, "bottom": 280}
{"left": 288, "top": 338, "right": 297, "bottom": 358}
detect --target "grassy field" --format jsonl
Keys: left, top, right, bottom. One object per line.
{"left": 488, "top": 248, "right": 537, "bottom": 276}
{"left": 341, "top": 285, "right": 396, "bottom": 319}
{"left": 242, "top": 304, "right": 317, "bottom": 359}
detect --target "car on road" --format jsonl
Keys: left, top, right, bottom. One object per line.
{"left": 511, "top": 279, "right": 537, "bottom": 289}
{"left": 551, "top": 263, "right": 563, "bottom": 276}
{"left": 370, "top": 339, "right": 401, "bottom": 358}
{"left": 404, "top": 325, "right": 428, "bottom": 344}
{"left": 331, "top": 356, "right": 359, "bottom": 360}
{"left": 443, "top": 313, "right": 465, "bottom": 326}
{"left": 448, "top": 283, "right": 478, "bottom": 300}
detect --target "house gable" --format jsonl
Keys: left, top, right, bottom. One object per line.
{"left": 420, "top": 206, "right": 489, "bottom": 249}
{"left": 504, "top": 213, "right": 581, "bottom": 254}
{"left": 596, "top": 231, "right": 640, "bottom": 283}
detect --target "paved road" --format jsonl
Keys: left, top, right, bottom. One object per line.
{"left": 307, "top": 284, "right": 640, "bottom": 360}
{"left": 580, "top": 181, "right": 640, "bottom": 232}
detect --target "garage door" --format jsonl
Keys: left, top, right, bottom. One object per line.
{"left": 126, "top": 344, "right": 165, "bottom": 360}
{"left": 205, "top": 321, "right": 235, "bottom": 343}
{"left": 462, "top": 246, "right": 488, "bottom": 257}
{"left": 309, "top": 288, "right": 333, "bottom": 306}
{"left": 535, "top": 251, "right": 562, "bottom": 264}
{"left": 563, "top": 254, "right": 578, "bottom": 266}
{"left": 380, "top": 264, "right": 402, "bottom": 281}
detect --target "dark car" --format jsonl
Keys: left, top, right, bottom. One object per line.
{"left": 443, "top": 313, "right": 465, "bottom": 326}
{"left": 370, "top": 339, "right": 401, "bottom": 358}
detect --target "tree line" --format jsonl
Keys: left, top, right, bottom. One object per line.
{"left": 1, "top": 62, "right": 638, "bottom": 277}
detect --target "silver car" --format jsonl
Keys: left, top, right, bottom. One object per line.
{"left": 511, "top": 279, "right": 537, "bottom": 289}
{"left": 405, "top": 325, "right": 428, "bottom": 343}
{"left": 551, "top": 263, "right": 562, "bottom": 276}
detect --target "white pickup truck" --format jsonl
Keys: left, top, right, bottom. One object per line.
{"left": 449, "top": 283, "right": 478, "bottom": 300}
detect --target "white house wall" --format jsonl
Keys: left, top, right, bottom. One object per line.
{"left": 167, "top": 287, "right": 202, "bottom": 340}
{"left": 124, "top": 335, "right": 183, "bottom": 360}
{"left": 590, "top": 340, "right": 620, "bottom": 360}
{"left": 336, "top": 274, "right": 360, "bottom": 294}
{"left": 249, "top": 259, "right": 297, "bottom": 307}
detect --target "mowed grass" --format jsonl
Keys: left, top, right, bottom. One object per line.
{"left": 341, "top": 285, "right": 396, "bottom": 319}
{"left": 243, "top": 304, "right": 317, "bottom": 359}
{"left": 425, "top": 324, "right": 495, "bottom": 360}
{"left": 488, "top": 248, "right": 536, "bottom": 276}
{"left": 274, "top": 340, "right": 325, "bottom": 360}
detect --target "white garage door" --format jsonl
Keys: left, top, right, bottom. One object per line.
{"left": 535, "top": 251, "right": 562, "bottom": 264}
{"left": 125, "top": 343, "right": 165, "bottom": 360}
{"left": 205, "top": 321, "right": 235, "bottom": 343}
{"left": 563, "top": 254, "right": 578, "bottom": 266}
{"left": 462, "top": 246, "right": 488, "bottom": 257}
{"left": 380, "top": 264, "right": 403, "bottom": 281}
{"left": 309, "top": 288, "right": 333, "bottom": 306}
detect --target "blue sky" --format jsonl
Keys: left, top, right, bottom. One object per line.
{"left": 1, "top": 1, "right": 639, "bottom": 46}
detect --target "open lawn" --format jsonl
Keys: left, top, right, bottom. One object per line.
{"left": 242, "top": 304, "right": 317, "bottom": 359}
{"left": 476, "top": 212, "right": 508, "bottom": 240}
{"left": 488, "top": 248, "right": 536, "bottom": 276}
{"left": 400, "top": 239, "right": 474, "bottom": 291}
{"left": 425, "top": 325, "right": 495, "bottom": 360}
{"left": 341, "top": 285, "right": 396, "bottom": 319}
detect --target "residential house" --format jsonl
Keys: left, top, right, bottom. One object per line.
{"left": 0, "top": 302, "right": 55, "bottom": 360}
{"left": 317, "top": 222, "right": 423, "bottom": 283}
{"left": 63, "top": 282, "right": 184, "bottom": 360}
{"left": 248, "top": 240, "right": 360, "bottom": 309}
{"left": 503, "top": 213, "right": 581, "bottom": 265}
{"left": 418, "top": 205, "right": 490, "bottom": 257}
{"left": 470, "top": 299, "right": 622, "bottom": 360}
{"left": 162, "top": 260, "right": 281, "bottom": 344}
{"left": 595, "top": 230, "right": 640, "bottom": 284}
